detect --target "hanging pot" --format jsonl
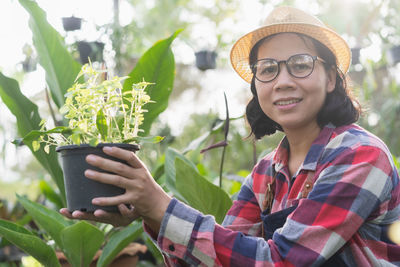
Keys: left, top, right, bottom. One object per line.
{"left": 62, "top": 16, "right": 82, "bottom": 32}
{"left": 388, "top": 45, "right": 400, "bottom": 65}
{"left": 195, "top": 50, "right": 217, "bottom": 71}
{"left": 351, "top": 47, "right": 361, "bottom": 65}
{"left": 56, "top": 143, "right": 139, "bottom": 213}
{"left": 77, "top": 41, "right": 105, "bottom": 64}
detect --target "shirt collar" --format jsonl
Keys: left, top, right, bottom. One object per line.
{"left": 273, "top": 123, "right": 336, "bottom": 172}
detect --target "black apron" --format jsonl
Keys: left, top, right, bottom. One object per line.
{"left": 260, "top": 205, "right": 348, "bottom": 266}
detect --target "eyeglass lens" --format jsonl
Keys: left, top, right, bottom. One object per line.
{"left": 253, "top": 54, "right": 316, "bottom": 82}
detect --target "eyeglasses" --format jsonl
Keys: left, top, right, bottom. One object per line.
{"left": 251, "top": 54, "right": 327, "bottom": 83}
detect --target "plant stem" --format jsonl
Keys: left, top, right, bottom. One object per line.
{"left": 219, "top": 145, "right": 226, "bottom": 188}
{"left": 45, "top": 86, "right": 60, "bottom": 126}
{"left": 219, "top": 92, "right": 230, "bottom": 188}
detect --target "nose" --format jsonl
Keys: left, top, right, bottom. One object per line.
{"left": 273, "top": 64, "right": 296, "bottom": 91}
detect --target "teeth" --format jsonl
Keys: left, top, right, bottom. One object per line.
{"left": 275, "top": 99, "right": 301, "bottom": 106}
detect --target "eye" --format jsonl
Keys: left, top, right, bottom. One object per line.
{"left": 292, "top": 62, "right": 312, "bottom": 72}
{"left": 289, "top": 56, "right": 313, "bottom": 74}
{"left": 258, "top": 61, "right": 278, "bottom": 75}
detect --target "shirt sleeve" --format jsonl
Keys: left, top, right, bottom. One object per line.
{"left": 155, "top": 145, "right": 395, "bottom": 266}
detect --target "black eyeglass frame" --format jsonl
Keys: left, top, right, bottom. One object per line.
{"left": 251, "top": 53, "right": 327, "bottom": 83}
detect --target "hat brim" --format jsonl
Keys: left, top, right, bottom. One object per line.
{"left": 230, "top": 23, "right": 351, "bottom": 83}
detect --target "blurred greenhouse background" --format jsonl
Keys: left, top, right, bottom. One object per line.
{"left": 0, "top": 0, "right": 400, "bottom": 265}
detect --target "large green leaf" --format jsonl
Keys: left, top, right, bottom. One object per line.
{"left": 0, "top": 73, "right": 66, "bottom": 203}
{"left": 175, "top": 158, "right": 232, "bottom": 224}
{"left": 18, "top": 0, "right": 82, "bottom": 108}
{"left": 39, "top": 180, "right": 64, "bottom": 210}
{"left": 164, "top": 147, "right": 197, "bottom": 202}
{"left": 60, "top": 221, "right": 104, "bottom": 267}
{"left": 97, "top": 222, "right": 143, "bottom": 267}
{"left": 0, "top": 219, "right": 60, "bottom": 267}
{"left": 123, "top": 30, "right": 182, "bottom": 136}
{"left": 17, "top": 195, "right": 72, "bottom": 249}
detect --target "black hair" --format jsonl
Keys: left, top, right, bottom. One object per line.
{"left": 245, "top": 33, "right": 361, "bottom": 139}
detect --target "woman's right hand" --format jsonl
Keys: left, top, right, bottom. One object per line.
{"left": 59, "top": 203, "right": 140, "bottom": 227}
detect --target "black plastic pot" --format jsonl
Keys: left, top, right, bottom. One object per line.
{"left": 195, "top": 50, "right": 217, "bottom": 71}
{"left": 77, "top": 41, "right": 105, "bottom": 64}
{"left": 62, "top": 16, "right": 82, "bottom": 32}
{"left": 56, "top": 143, "right": 139, "bottom": 213}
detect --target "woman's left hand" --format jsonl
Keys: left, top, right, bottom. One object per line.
{"left": 60, "top": 203, "right": 139, "bottom": 227}
{"left": 83, "top": 146, "right": 172, "bottom": 233}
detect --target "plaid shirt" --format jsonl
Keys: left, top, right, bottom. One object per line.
{"left": 149, "top": 124, "right": 400, "bottom": 266}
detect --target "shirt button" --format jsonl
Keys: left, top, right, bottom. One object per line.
{"left": 168, "top": 244, "right": 175, "bottom": 251}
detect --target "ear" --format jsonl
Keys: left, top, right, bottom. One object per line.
{"left": 326, "top": 66, "right": 336, "bottom": 93}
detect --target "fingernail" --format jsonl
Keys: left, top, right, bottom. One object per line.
{"left": 103, "top": 146, "right": 113, "bottom": 152}
{"left": 85, "top": 169, "right": 95, "bottom": 177}
{"left": 92, "top": 199, "right": 100, "bottom": 204}
{"left": 86, "top": 155, "right": 96, "bottom": 163}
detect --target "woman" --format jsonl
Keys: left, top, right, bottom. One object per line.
{"left": 61, "top": 6, "right": 400, "bottom": 266}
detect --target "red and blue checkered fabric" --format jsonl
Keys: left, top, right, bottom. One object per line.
{"left": 147, "top": 124, "right": 400, "bottom": 266}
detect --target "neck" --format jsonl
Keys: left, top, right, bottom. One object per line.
{"left": 283, "top": 123, "right": 321, "bottom": 176}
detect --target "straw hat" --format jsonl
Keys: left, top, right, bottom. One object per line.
{"left": 230, "top": 6, "right": 351, "bottom": 83}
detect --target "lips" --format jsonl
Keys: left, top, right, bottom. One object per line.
{"left": 274, "top": 98, "right": 302, "bottom": 106}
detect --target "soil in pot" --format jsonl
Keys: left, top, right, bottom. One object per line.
{"left": 56, "top": 143, "right": 139, "bottom": 213}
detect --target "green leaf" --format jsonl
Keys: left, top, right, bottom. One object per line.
{"left": 175, "top": 158, "right": 232, "bottom": 224}
{"left": 0, "top": 73, "right": 66, "bottom": 203}
{"left": 18, "top": 0, "right": 82, "bottom": 108}
{"left": 141, "top": 233, "right": 164, "bottom": 265}
{"left": 123, "top": 29, "right": 182, "bottom": 136}
{"left": 32, "top": 140, "right": 40, "bottom": 151}
{"left": 0, "top": 219, "right": 60, "bottom": 267}
{"left": 97, "top": 222, "right": 143, "bottom": 267}
{"left": 123, "top": 135, "right": 164, "bottom": 144}
{"left": 182, "top": 120, "right": 224, "bottom": 154}
{"left": 96, "top": 109, "right": 108, "bottom": 141}
{"left": 17, "top": 195, "right": 72, "bottom": 249}
{"left": 60, "top": 221, "right": 104, "bottom": 267}
{"left": 39, "top": 180, "right": 64, "bottom": 210}
{"left": 164, "top": 148, "right": 197, "bottom": 202}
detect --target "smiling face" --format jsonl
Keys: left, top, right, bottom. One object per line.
{"left": 254, "top": 33, "right": 336, "bottom": 133}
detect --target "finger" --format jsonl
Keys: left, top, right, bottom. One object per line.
{"left": 102, "top": 146, "right": 145, "bottom": 169}
{"left": 70, "top": 210, "right": 102, "bottom": 221}
{"left": 118, "top": 204, "right": 140, "bottom": 220}
{"left": 92, "top": 194, "right": 133, "bottom": 207}
{"left": 86, "top": 154, "right": 140, "bottom": 179}
{"left": 60, "top": 208, "right": 74, "bottom": 219}
{"left": 92, "top": 209, "right": 119, "bottom": 221}
{"left": 94, "top": 207, "right": 137, "bottom": 226}
{"left": 85, "top": 169, "right": 130, "bottom": 188}
{"left": 60, "top": 207, "right": 124, "bottom": 225}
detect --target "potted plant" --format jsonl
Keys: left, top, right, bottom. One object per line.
{"left": 26, "top": 62, "right": 155, "bottom": 213}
